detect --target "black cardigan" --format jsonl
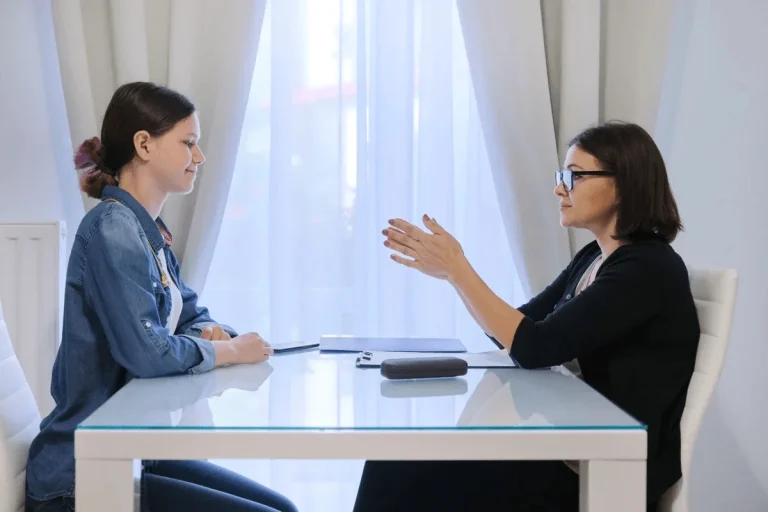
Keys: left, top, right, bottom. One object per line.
{"left": 494, "top": 238, "right": 700, "bottom": 505}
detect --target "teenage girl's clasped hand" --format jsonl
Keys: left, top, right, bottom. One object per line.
{"left": 202, "top": 325, "right": 273, "bottom": 365}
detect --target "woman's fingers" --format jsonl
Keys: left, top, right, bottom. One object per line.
{"left": 390, "top": 253, "right": 419, "bottom": 268}
{"left": 423, "top": 215, "right": 446, "bottom": 235}
{"left": 388, "top": 218, "right": 428, "bottom": 241}
{"left": 384, "top": 238, "right": 418, "bottom": 260}
{"left": 383, "top": 226, "right": 410, "bottom": 239}
{"left": 383, "top": 227, "right": 422, "bottom": 251}
{"left": 387, "top": 215, "right": 447, "bottom": 243}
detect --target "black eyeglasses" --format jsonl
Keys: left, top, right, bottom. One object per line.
{"left": 555, "top": 170, "right": 616, "bottom": 191}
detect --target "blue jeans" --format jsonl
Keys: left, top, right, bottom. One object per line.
{"left": 26, "top": 460, "right": 298, "bottom": 512}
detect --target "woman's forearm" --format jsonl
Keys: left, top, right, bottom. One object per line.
{"left": 454, "top": 285, "right": 491, "bottom": 333}
{"left": 449, "top": 259, "right": 525, "bottom": 350}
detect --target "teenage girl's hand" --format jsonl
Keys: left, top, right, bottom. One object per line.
{"left": 231, "top": 333, "right": 273, "bottom": 363}
{"left": 212, "top": 332, "right": 273, "bottom": 367}
{"left": 200, "top": 324, "right": 231, "bottom": 341}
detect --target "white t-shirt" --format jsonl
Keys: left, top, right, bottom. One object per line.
{"left": 157, "top": 248, "right": 183, "bottom": 334}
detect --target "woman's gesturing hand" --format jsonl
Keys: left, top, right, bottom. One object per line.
{"left": 382, "top": 214, "right": 467, "bottom": 282}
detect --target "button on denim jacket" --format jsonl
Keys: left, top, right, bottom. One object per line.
{"left": 25, "top": 186, "right": 235, "bottom": 501}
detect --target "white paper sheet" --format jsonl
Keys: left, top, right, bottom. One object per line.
{"left": 355, "top": 349, "right": 517, "bottom": 368}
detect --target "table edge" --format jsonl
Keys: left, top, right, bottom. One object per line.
{"left": 75, "top": 428, "right": 647, "bottom": 461}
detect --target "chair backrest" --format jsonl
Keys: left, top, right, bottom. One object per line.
{"left": 0, "top": 298, "right": 41, "bottom": 512}
{"left": 659, "top": 267, "right": 738, "bottom": 512}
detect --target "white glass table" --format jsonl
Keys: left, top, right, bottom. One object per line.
{"left": 75, "top": 352, "right": 646, "bottom": 511}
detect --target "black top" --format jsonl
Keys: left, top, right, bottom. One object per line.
{"left": 494, "top": 238, "right": 700, "bottom": 505}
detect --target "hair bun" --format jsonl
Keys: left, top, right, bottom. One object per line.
{"left": 74, "top": 137, "right": 110, "bottom": 174}
{"left": 76, "top": 136, "right": 118, "bottom": 199}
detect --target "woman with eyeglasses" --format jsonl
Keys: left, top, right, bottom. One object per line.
{"left": 355, "top": 121, "right": 699, "bottom": 511}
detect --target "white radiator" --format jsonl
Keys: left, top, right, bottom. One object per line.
{"left": 0, "top": 222, "right": 66, "bottom": 416}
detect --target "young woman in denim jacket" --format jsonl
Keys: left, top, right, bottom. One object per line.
{"left": 24, "top": 82, "right": 297, "bottom": 512}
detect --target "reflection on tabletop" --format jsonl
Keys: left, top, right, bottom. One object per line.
{"left": 80, "top": 362, "right": 274, "bottom": 428}
{"left": 80, "top": 353, "right": 640, "bottom": 431}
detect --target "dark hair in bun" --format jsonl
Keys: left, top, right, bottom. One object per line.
{"left": 75, "top": 81, "right": 195, "bottom": 199}
{"left": 75, "top": 137, "right": 116, "bottom": 199}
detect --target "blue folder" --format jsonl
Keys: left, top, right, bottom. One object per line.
{"left": 319, "top": 336, "right": 466, "bottom": 353}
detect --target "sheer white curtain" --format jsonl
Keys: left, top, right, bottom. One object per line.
{"left": 202, "top": 0, "right": 523, "bottom": 351}
{"left": 204, "top": 4, "right": 522, "bottom": 505}
{"left": 456, "top": 0, "right": 571, "bottom": 295}
{"left": 51, "top": 0, "right": 266, "bottom": 287}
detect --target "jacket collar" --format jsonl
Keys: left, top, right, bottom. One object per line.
{"left": 101, "top": 186, "right": 171, "bottom": 253}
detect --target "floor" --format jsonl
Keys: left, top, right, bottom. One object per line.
{"left": 213, "top": 459, "right": 364, "bottom": 512}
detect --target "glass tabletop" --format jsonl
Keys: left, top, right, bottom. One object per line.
{"left": 79, "top": 352, "right": 644, "bottom": 431}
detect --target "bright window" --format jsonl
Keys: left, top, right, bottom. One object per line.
{"left": 203, "top": 0, "right": 522, "bottom": 345}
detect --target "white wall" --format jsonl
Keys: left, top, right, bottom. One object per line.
{"left": 601, "top": 0, "right": 676, "bottom": 133}
{"left": 600, "top": 0, "right": 768, "bottom": 509}
{"left": 656, "top": 0, "right": 768, "bottom": 509}
{"left": 0, "top": 0, "right": 83, "bottom": 252}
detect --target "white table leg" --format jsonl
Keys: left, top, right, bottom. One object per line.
{"left": 579, "top": 459, "right": 645, "bottom": 512}
{"left": 75, "top": 459, "right": 135, "bottom": 512}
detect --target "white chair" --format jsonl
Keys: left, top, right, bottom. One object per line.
{"left": 0, "top": 299, "right": 142, "bottom": 512}
{"left": 0, "top": 298, "right": 42, "bottom": 512}
{"left": 658, "top": 267, "right": 738, "bottom": 512}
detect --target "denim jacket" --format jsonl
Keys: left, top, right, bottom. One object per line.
{"left": 25, "top": 186, "right": 235, "bottom": 501}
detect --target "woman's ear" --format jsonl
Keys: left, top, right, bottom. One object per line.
{"left": 133, "top": 130, "right": 152, "bottom": 162}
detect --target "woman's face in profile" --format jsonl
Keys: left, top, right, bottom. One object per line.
{"left": 555, "top": 145, "right": 618, "bottom": 230}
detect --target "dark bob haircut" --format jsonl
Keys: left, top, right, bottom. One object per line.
{"left": 568, "top": 121, "right": 682, "bottom": 243}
